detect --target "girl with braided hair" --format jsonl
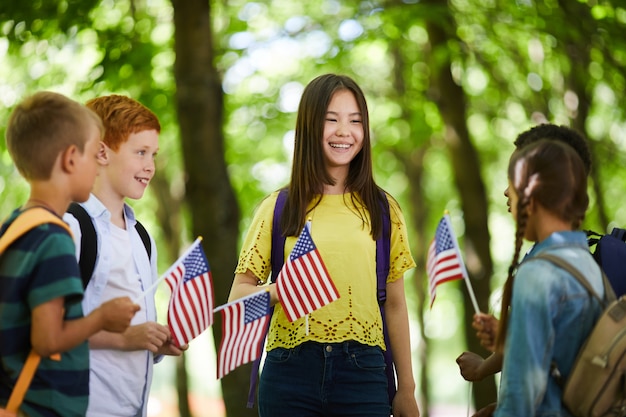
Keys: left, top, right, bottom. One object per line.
{"left": 490, "top": 139, "right": 605, "bottom": 417}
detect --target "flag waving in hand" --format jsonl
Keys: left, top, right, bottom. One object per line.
{"left": 427, "top": 214, "right": 467, "bottom": 308}
{"left": 164, "top": 238, "right": 214, "bottom": 347}
{"left": 276, "top": 220, "right": 339, "bottom": 322}
{"left": 216, "top": 291, "right": 270, "bottom": 379}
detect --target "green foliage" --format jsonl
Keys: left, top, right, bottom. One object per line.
{"left": 3, "top": 0, "right": 626, "bottom": 413}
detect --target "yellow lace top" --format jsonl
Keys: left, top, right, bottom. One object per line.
{"left": 235, "top": 191, "right": 416, "bottom": 350}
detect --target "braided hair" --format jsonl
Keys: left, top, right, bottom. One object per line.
{"left": 495, "top": 139, "right": 588, "bottom": 352}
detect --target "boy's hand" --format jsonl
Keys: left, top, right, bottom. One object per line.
{"left": 158, "top": 341, "right": 188, "bottom": 356}
{"left": 99, "top": 297, "right": 140, "bottom": 333}
{"left": 472, "top": 313, "right": 498, "bottom": 352}
{"left": 122, "top": 322, "right": 170, "bottom": 352}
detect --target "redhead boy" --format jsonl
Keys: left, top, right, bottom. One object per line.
{"left": 63, "top": 95, "right": 184, "bottom": 417}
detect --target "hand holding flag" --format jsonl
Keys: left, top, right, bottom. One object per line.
{"left": 164, "top": 238, "right": 214, "bottom": 347}
{"left": 215, "top": 291, "right": 271, "bottom": 379}
{"left": 276, "top": 220, "right": 339, "bottom": 322}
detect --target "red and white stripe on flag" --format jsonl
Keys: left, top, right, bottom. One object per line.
{"left": 164, "top": 239, "right": 214, "bottom": 346}
{"left": 427, "top": 216, "right": 464, "bottom": 308}
{"left": 276, "top": 221, "right": 339, "bottom": 322}
{"left": 216, "top": 291, "right": 270, "bottom": 379}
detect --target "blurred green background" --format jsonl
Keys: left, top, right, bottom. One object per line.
{"left": 2, "top": 0, "right": 625, "bottom": 416}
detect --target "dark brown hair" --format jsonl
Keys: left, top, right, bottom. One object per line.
{"left": 280, "top": 74, "right": 386, "bottom": 238}
{"left": 495, "top": 139, "right": 589, "bottom": 352}
{"left": 514, "top": 123, "right": 591, "bottom": 175}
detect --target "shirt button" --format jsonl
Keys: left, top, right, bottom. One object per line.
{"left": 325, "top": 345, "right": 332, "bottom": 352}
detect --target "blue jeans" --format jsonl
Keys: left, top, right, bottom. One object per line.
{"left": 258, "top": 341, "right": 391, "bottom": 417}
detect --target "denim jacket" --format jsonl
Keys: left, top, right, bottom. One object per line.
{"left": 494, "top": 231, "right": 605, "bottom": 417}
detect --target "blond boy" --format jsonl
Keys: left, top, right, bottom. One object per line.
{"left": 0, "top": 91, "right": 139, "bottom": 417}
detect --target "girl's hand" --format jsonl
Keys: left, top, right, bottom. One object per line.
{"left": 456, "top": 351, "right": 486, "bottom": 381}
{"left": 472, "top": 313, "right": 498, "bottom": 352}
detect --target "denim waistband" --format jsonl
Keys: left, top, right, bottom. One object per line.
{"left": 295, "top": 340, "right": 380, "bottom": 356}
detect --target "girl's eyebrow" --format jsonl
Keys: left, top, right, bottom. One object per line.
{"left": 326, "top": 110, "right": 362, "bottom": 116}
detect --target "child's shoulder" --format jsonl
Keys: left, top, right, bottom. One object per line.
{"left": 1, "top": 208, "right": 73, "bottom": 249}
{"left": 0, "top": 209, "right": 78, "bottom": 292}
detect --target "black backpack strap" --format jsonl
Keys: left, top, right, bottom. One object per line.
{"left": 67, "top": 203, "right": 152, "bottom": 289}
{"left": 67, "top": 202, "right": 97, "bottom": 289}
{"left": 134, "top": 220, "right": 152, "bottom": 260}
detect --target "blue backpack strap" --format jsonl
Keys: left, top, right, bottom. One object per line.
{"left": 376, "top": 192, "right": 395, "bottom": 404}
{"left": 247, "top": 189, "right": 288, "bottom": 408}
{"left": 592, "top": 228, "right": 626, "bottom": 298}
{"left": 611, "top": 227, "right": 626, "bottom": 242}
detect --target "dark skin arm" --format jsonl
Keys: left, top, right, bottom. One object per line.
{"left": 456, "top": 351, "right": 503, "bottom": 381}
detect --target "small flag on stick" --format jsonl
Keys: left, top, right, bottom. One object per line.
{"left": 164, "top": 238, "right": 214, "bottom": 347}
{"left": 427, "top": 214, "right": 477, "bottom": 310}
{"left": 215, "top": 291, "right": 271, "bottom": 379}
{"left": 276, "top": 220, "right": 339, "bottom": 322}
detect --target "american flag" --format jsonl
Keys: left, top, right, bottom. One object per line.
{"left": 427, "top": 215, "right": 465, "bottom": 308}
{"left": 276, "top": 220, "right": 339, "bottom": 322}
{"left": 216, "top": 290, "right": 270, "bottom": 379}
{"left": 164, "top": 238, "right": 214, "bottom": 347}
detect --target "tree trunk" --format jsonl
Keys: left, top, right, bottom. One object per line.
{"left": 171, "top": 0, "right": 253, "bottom": 416}
{"left": 386, "top": 31, "right": 432, "bottom": 414}
{"left": 150, "top": 172, "right": 190, "bottom": 416}
{"left": 557, "top": 0, "right": 609, "bottom": 231}
{"left": 424, "top": 1, "right": 497, "bottom": 411}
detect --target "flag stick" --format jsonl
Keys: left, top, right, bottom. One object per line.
{"left": 213, "top": 289, "right": 270, "bottom": 314}
{"left": 133, "top": 236, "right": 203, "bottom": 303}
{"left": 443, "top": 214, "right": 480, "bottom": 314}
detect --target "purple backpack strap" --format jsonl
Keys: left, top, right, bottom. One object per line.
{"left": 247, "top": 189, "right": 288, "bottom": 408}
{"left": 377, "top": 193, "right": 395, "bottom": 404}
{"left": 270, "top": 189, "right": 288, "bottom": 283}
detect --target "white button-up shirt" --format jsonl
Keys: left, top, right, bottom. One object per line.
{"left": 64, "top": 194, "right": 159, "bottom": 417}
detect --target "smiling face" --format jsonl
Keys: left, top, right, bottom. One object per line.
{"left": 103, "top": 129, "right": 159, "bottom": 200}
{"left": 322, "top": 89, "right": 364, "bottom": 178}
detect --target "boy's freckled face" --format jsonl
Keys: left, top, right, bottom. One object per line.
{"left": 106, "top": 129, "right": 159, "bottom": 200}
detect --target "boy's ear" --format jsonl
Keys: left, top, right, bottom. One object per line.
{"left": 98, "top": 141, "right": 109, "bottom": 165}
{"left": 60, "top": 144, "right": 79, "bottom": 173}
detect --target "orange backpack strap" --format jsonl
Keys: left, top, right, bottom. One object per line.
{"left": 1, "top": 207, "right": 69, "bottom": 413}
{"left": 0, "top": 208, "right": 71, "bottom": 253}
{"left": 4, "top": 352, "right": 41, "bottom": 413}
